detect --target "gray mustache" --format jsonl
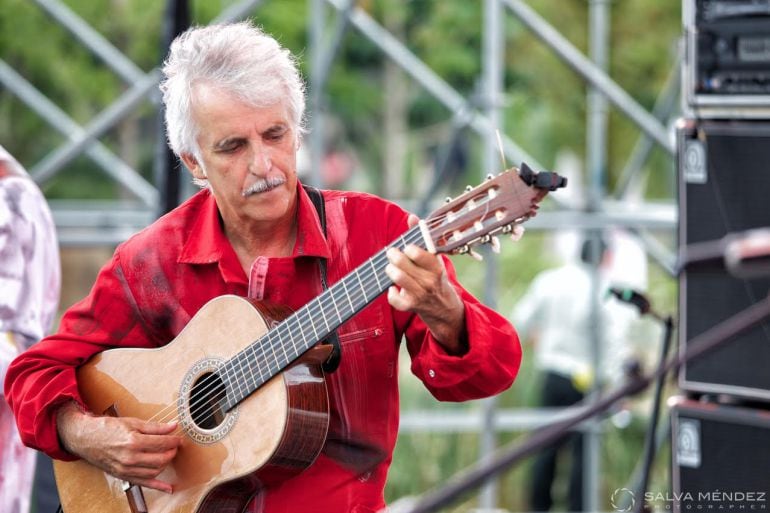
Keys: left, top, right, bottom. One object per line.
{"left": 242, "top": 176, "right": 287, "bottom": 196}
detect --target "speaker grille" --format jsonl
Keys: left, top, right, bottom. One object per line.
{"left": 678, "top": 120, "right": 770, "bottom": 400}
{"left": 671, "top": 399, "right": 770, "bottom": 513}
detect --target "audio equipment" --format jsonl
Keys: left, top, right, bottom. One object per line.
{"left": 683, "top": 0, "right": 770, "bottom": 116}
{"left": 670, "top": 397, "right": 770, "bottom": 513}
{"left": 678, "top": 118, "right": 770, "bottom": 402}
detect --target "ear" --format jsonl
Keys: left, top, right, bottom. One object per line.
{"left": 180, "top": 153, "right": 206, "bottom": 180}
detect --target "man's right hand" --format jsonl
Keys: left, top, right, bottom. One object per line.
{"left": 56, "top": 401, "right": 182, "bottom": 493}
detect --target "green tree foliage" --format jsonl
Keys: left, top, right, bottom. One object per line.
{"left": 1, "top": 0, "right": 680, "bottom": 200}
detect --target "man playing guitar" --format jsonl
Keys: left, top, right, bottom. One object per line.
{"left": 5, "top": 21, "right": 544, "bottom": 513}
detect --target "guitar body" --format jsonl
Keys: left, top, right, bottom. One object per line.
{"left": 54, "top": 295, "right": 330, "bottom": 513}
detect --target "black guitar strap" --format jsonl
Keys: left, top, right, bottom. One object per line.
{"left": 303, "top": 185, "right": 342, "bottom": 373}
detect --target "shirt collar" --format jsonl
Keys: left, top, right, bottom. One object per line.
{"left": 178, "top": 181, "right": 332, "bottom": 266}
{"left": 178, "top": 190, "right": 246, "bottom": 284}
{"left": 293, "top": 180, "right": 332, "bottom": 260}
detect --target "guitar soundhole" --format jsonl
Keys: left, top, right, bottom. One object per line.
{"left": 189, "top": 372, "right": 226, "bottom": 430}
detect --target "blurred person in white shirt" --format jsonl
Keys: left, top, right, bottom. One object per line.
{"left": 512, "top": 235, "right": 636, "bottom": 512}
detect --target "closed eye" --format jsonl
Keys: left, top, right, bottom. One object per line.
{"left": 263, "top": 126, "right": 288, "bottom": 142}
{"left": 215, "top": 139, "right": 244, "bottom": 153}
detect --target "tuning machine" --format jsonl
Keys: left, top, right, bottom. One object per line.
{"left": 456, "top": 244, "right": 484, "bottom": 261}
{"left": 479, "top": 234, "right": 501, "bottom": 254}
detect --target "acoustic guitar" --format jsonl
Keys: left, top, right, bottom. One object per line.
{"left": 53, "top": 164, "right": 565, "bottom": 512}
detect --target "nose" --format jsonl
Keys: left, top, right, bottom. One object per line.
{"left": 248, "top": 144, "right": 272, "bottom": 175}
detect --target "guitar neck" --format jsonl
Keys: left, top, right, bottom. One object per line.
{"left": 220, "top": 224, "right": 425, "bottom": 410}
{"left": 217, "top": 165, "right": 566, "bottom": 410}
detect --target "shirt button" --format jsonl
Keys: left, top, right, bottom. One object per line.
{"left": 428, "top": 369, "right": 435, "bottom": 378}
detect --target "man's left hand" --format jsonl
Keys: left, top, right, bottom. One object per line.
{"left": 385, "top": 215, "right": 467, "bottom": 355}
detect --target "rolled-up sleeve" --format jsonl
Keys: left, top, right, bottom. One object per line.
{"left": 4, "top": 252, "right": 153, "bottom": 460}
{"left": 401, "top": 258, "right": 522, "bottom": 401}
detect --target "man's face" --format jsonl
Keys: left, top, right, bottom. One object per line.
{"left": 182, "top": 84, "right": 299, "bottom": 228}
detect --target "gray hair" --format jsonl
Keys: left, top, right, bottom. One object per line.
{"left": 160, "top": 21, "right": 306, "bottom": 161}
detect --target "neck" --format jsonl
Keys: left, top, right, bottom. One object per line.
{"left": 223, "top": 206, "right": 298, "bottom": 276}
{"left": 230, "top": 217, "right": 296, "bottom": 257}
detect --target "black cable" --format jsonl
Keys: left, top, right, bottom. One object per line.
{"left": 634, "top": 315, "right": 675, "bottom": 513}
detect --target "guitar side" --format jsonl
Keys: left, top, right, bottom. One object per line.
{"left": 54, "top": 295, "right": 330, "bottom": 513}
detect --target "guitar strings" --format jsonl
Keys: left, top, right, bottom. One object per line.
{"left": 179, "top": 182, "right": 536, "bottom": 431}
{"left": 145, "top": 183, "right": 535, "bottom": 433}
{"left": 154, "top": 240, "right": 405, "bottom": 433}
{"left": 148, "top": 181, "right": 533, "bottom": 432}
{"left": 153, "top": 181, "right": 533, "bottom": 433}
{"left": 172, "top": 227, "right": 420, "bottom": 431}
{"left": 142, "top": 223, "right": 426, "bottom": 430}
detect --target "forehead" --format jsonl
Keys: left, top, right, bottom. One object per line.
{"left": 190, "top": 84, "right": 292, "bottom": 139}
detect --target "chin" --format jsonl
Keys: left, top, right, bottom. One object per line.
{"left": 247, "top": 189, "right": 294, "bottom": 217}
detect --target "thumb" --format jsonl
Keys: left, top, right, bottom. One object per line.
{"left": 136, "top": 419, "right": 178, "bottom": 435}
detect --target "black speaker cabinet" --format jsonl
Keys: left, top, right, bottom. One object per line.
{"left": 670, "top": 397, "right": 770, "bottom": 513}
{"left": 678, "top": 118, "right": 770, "bottom": 402}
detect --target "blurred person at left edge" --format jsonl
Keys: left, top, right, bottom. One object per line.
{"left": 0, "top": 144, "right": 61, "bottom": 513}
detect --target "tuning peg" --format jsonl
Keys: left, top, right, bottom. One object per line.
{"left": 486, "top": 174, "right": 494, "bottom": 181}
{"left": 490, "top": 236, "right": 501, "bottom": 253}
{"left": 445, "top": 197, "right": 452, "bottom": 203}
{"left": 469, "top": 248, "right": 484, "bottom": 261}
{"left": 510, "top": 224, "right": 525, "bottom": 242}
{"left": 465, "top": 185, "right": 473, "bottom": 192}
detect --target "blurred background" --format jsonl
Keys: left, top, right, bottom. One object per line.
{"left": 5, "top": 1, "right": 763, "bottom": 512}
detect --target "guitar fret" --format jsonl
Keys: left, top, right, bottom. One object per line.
{"left": 249, "top": 341, "right": 264, "bottom": 384}
{"left": 328, "top": 289, "right": 342, "bottom": 326}
{"left": 265, "top": 329, "right": 282, "bottom": 369}
{"left": 235, "top": 353, "right": 248, "bottom": 396}
{"left": 341, "top": 278, "right": 355, "bottom": 312}
{"left": 369, "top": 257, "right": 382, "bottom": 290}
{"left": 318, "top": 294, "right": 332, "bottom": 332}
{"left": 287, "top": 322, "right": 300, "bottom": 354}
{"left": 355, "top": 269, "right": 367, "bottom": 302}
{"left": 307, "top": 307, "right": 319, "bottom": 341}
{"left": 277, "top": 325, "right": 290, "bottom": 362}
{"left": 298, "top": 317, "right": 309, "bottom": 347}
{"left": 283, "top": 318, "right": 302, "bottom": 359}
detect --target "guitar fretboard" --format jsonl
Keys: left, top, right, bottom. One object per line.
{"left": 219, "top": 224, "right": 425, "bottom": 411}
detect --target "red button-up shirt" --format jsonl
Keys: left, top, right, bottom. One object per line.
{"left": 5, "top": 183, "right": 521, "bottom": 512}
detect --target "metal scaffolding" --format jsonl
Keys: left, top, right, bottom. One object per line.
{"left": 0, "top": 1, "right": 681, "bottom": 510}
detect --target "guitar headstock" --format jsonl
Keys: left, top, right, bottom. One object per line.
{"left": 425, "top": 163, "right": 566, "bottom": 257}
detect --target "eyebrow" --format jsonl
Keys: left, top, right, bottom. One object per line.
{"left": 212, "top": 122, "right": 290, "bottom": 149}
